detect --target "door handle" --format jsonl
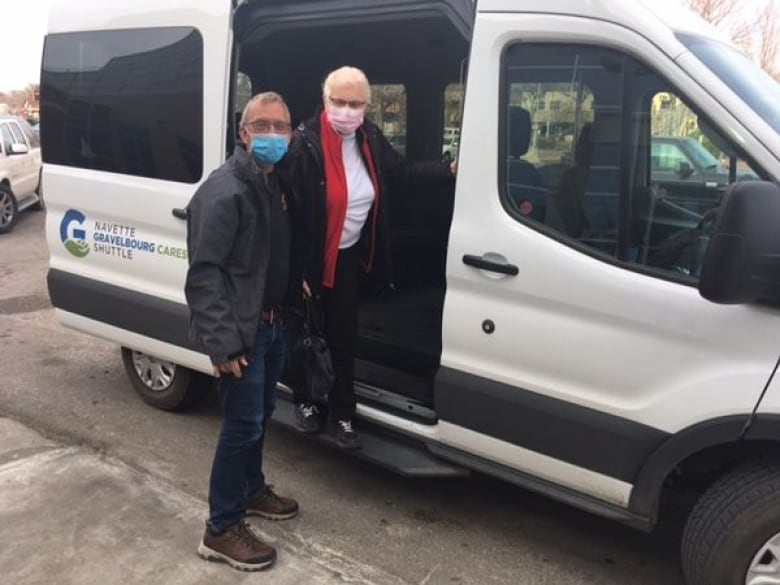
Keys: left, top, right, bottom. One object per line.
{"left": 172, "top": 207, "right": 188, "bottom": 220}
{"left": 462, "top": 254, "right": 518, "bottom": 276}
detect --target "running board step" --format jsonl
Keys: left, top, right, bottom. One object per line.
{"left": 271, "top": 396, "right": 469, "bottom": 478}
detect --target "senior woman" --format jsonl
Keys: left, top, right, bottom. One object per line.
{"left": 286, "top": 65, "right": 455, "bottom": 449}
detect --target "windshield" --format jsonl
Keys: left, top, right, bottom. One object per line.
{"left": 677, "top": 33, "right": 780, "bottom": 134}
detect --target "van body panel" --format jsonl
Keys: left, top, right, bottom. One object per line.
{"left": 439, "top": 10, "right": 780, "bottom": 473}
{"left": 43, "top": 0, "right": 233, "bottom": 344}
{"left": 47, "top": 268, "right": 194, "bottom": 351}
{"left": 46, "top": 0, "right": 232, "bottom": 35}
{"left": 45, "top": 169, "right": 196, "bottom": 305}
{"left": 478, "top": 0, "right": 726, "bottom": 41}
{"left": 434, "top": 368, "right": 669, "bottom": 483}
{"left": 56, "top": 310, "right": 211, "bottom": 373}
{"left": 436, "top": 421, "right": 633, "bottom": 507}
{"left": 239, "top": 0, "right": 473, "bottom": 36}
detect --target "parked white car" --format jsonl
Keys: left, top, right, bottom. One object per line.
{"left": 0, "top": 116, "right": 43, "bottom": 233}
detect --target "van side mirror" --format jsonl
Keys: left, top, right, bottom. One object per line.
{"left": 8, "top": 143, "right": 29, "bottom": 155}
{"left": 678, "top": 160, "right": 693, "bottom": 179}
{"left": 699, "top": 181, "right": 780, "bottom": 305}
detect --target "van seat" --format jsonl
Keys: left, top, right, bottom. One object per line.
{"left": 506, "top": 107, "right": 546, "bottom": 221}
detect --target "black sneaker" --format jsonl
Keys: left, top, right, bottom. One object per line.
{"left": 295, "top": 403, "right": 322, "bottom": 434}
{"left": 330, "top": 418, "right": 362, "bottom": 450}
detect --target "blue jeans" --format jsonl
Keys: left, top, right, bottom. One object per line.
{"left": 208, "top": 321, "right": 285, "bottom": 533}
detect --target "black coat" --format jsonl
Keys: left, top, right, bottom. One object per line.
{"left": 284, "top": 110, "right": 454, "bottom": 298}
{"left": 185, "top": 146, "right": 300, "bottom": 364}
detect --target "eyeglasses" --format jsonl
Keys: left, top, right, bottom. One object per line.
{"left": 244, "top": 119, "right": 292, "bottom": 133}
{"left": 328, "top": 96, "right": 367, "bottom": 110}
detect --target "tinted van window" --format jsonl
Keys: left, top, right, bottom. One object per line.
{"left": 41, "top": 27, "right": 203, "bottom": 183}
{"left": 500, "top": 43, "right": 763, "bottom": 282}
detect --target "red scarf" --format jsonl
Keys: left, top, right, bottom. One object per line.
{"left": 320, "top": 110, "right": 381, "bottom": 288}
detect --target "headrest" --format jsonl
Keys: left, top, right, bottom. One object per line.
{"left": 508, "top": 107, "right": 532, "bottom": 158}
{"left": 573, "top": 113, "right": 621, "bottom": 166}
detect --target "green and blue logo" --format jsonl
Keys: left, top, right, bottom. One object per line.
{"left": 60, "top": 209, "right": 90, "bottom": 258}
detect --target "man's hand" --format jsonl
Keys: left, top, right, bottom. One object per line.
{"left": 212, "top": 356, "right": 248, "bottom": 378}
{"left": 302, "top": 280, "right": 312, "bottom": 298}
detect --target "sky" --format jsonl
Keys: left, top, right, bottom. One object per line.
{"left": 2, "top": 0, "right": 51, "bottom": 92}
{"left": 1, "top": 0, "right": 778, "bottom": 93}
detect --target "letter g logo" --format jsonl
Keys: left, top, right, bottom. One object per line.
{"left": 60, "top": 209, "right": 90, "bottom": 258}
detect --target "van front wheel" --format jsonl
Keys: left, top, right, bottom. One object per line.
{"left": 121, "top": 347, "right": 202, "bottom": 411}
{"left": 681, "top": 462, "right": 780, "bottom": 585}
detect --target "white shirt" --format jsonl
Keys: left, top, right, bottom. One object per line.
{"left": 339, "top": 133, "right": 376, "bottom": 249}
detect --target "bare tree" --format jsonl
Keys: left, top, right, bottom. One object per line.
{"left": 686, "top": 0, "right": 743, "bottom": 27}
{"left": 755, "top": 2, "right": 780, "bottom": 77}
{"left": 729, "top": 19, "right": 755, "bottom": 56}
{"left": 685, "top": 0, "right": 780, "bottom": 79}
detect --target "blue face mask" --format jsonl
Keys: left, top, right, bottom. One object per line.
{"left": 250, "top": 134, "right": 288, "bottom": 165}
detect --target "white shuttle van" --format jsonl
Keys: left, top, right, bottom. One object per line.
{"left": 42, "top": 1, "right": 780, "bottom": 583}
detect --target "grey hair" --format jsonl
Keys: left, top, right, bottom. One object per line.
{"left": 239, "top": 91, "right": 291, "bottom": 126}
{"left": 322, "top": 66, "right": 371, "bottom": 104}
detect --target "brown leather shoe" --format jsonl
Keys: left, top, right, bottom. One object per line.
{"left": 246, "top": 485, "right": 299, "bottom": 520}
{"left": 197, "top": 520, "right": 276, "bottom": 571}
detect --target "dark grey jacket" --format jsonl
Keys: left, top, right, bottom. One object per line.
{"left": 185, "top": 146, "right": 296, "bottom": 365}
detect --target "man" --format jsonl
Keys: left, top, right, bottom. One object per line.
{"left": 185, "top": 92, "right": 299, "bottom": 571}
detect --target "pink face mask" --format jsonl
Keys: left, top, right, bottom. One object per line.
{"left": 327, "top": 107, "right": 364, "bottom": 135}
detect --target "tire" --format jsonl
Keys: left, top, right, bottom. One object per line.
{"left": 0, "top": 184, "right": 18, "bottom": 234}
{"left": 681, "top": 461, "right": 780, "bottom": 585}
{"left": 121, "top": 347, "right": 207, "bottom": 411}
{"left": 30, "top": 170, "right": 44, "bottom": 211}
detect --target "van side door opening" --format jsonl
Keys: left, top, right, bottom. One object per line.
{"left": 232, "top": 0, "right": 473, "bottom": 417}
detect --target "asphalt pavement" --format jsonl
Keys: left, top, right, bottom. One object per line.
{"left": 0, "top": 416, "right": 398, "bottom": 585}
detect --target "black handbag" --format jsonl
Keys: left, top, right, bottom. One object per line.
{"left": 285, "top": 296, "right": 334, "bottom": 402}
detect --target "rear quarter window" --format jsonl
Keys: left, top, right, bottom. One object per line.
{"left": 40, "top": 27, "right": 203, "bottom": 183}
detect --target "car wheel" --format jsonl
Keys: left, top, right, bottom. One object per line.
{"left": 30, "top": 170, "right": 44, "bottom": 211}
{"left": 681, "top": 461, "right": 780, "bottom": 585}
{"left": 121, "top": 347, "right": 207, "bottom": 411}
{"left": 0, "top": 184, "right": 18, "bottom": 234}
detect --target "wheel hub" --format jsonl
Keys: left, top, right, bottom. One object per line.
{"left": 747, "top": 532, "right": 780, "bottom": 585}
{"left": 131, "top": 350, "right": 176, "bottom": 392}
